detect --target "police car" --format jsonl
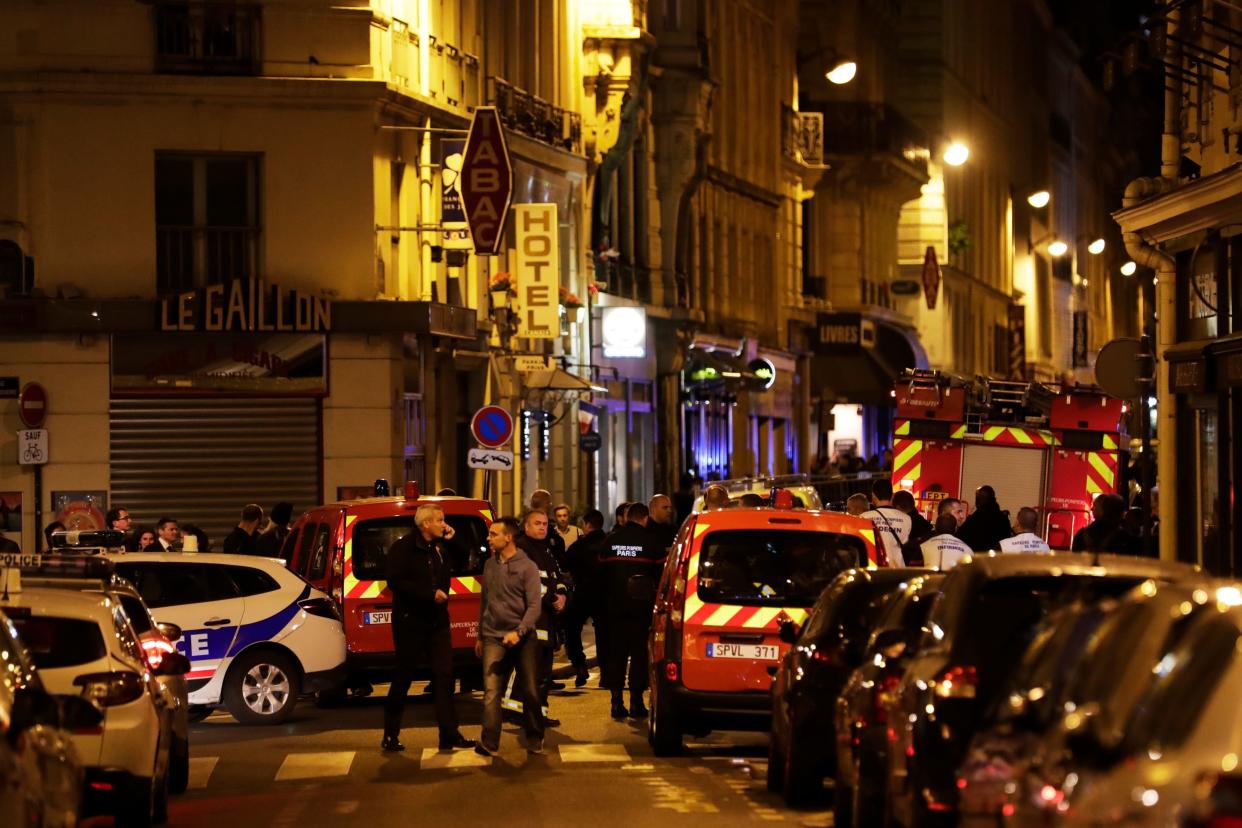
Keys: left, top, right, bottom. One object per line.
{"left": 111, "top": 552, "right": 347, "bottom": 725}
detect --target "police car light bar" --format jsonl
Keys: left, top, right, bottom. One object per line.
{"left": 49, "top": 529, "right": 126, "bottom": 550}
{"left": 18, "top": 554, "right": 114, "bottom": 580}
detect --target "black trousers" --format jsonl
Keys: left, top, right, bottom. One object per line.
{"left": 563, "top": 598, "right": 606, "bottom": 671}
{"left": 606, "top": 604, "right": 651, "bottom": 695}
{"left": 383, "top": 621, "right": 457, "bottom": 739}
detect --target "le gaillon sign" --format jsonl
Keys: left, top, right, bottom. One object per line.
{"left": 160, "top": 279, "right": 331, "bottom": 333}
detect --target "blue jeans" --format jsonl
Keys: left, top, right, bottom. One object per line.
{"left": 481, "top": 635, "right": 542, "bottom": 751}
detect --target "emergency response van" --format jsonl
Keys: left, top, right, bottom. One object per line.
{"left": 284, "top": 487, "right": 493, "bottom": 689}
{"left": 647, "top": 505, "right": 879, "bottom": 755}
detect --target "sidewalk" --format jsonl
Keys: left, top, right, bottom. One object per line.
{"left": 550, "top": 623, "right": 597, "bottom": 679}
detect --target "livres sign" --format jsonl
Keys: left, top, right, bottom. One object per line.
{"left": 160, "top": 279, "right": 330, "bottom": 333}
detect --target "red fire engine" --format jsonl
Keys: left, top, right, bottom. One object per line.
{"left": 890, "top": 370, "right": 1126, "bottom": 549}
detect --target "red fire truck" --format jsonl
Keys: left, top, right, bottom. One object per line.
{"left": 890, "top": 370, "right": 1126, "bottom": 549}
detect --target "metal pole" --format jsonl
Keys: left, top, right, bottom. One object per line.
{"left": 33, "top": 464, "right": 43, "bottom": 552}
{"left": 1137, "top": 334, "right": 1156, "bottom": 555}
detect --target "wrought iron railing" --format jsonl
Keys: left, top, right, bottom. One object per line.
{"left": 154, "top": 1, "right": 261, "bottom": 76}
{"left": 487, "top": 76, "right": 582, "bottom": 154}
{"left": 781, "top": 106, "right": 824, "bottom": 165}
{"left": 816, "top": 102, "right": 928, "bottom": 164}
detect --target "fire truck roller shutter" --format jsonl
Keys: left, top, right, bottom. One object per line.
{"left": 958, "top": 444, "right": 1048, "bottom": 528}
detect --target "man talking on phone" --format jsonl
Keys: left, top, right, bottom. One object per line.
{"left": 381, "top": 504, "right": 475, "bottom": 753}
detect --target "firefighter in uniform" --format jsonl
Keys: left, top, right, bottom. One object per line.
{"left": 506, "top": 508, "right": 569, "bottom": 727}
{"left": 920, "top": 514, "right": 974, "bottom": 570}
{"left": 599, "top": 501, "right": 667, "bottom": 720}
{"left": 381, "top": 504, "right": 474, "bottom": 752}
{"left": 999, "top": 507, "right": 1051, "bottom": 552}
{"left": 860, "top": 478, "right": 912, "bottom": 566}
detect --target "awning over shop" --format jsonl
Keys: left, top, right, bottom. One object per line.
{"left": 811, "top": 317, "right": 928, "bottom": 404}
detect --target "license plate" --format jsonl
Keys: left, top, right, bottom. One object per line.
{"left": 706, "top": 642, "right": 779, "bottom": 660}
{"left": 363, "top": 611, "right": 391, "bottom": 625}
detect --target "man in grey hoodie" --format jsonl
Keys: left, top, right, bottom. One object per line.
{"left": 475, "top": 516, "right": 545, "bottom": 756}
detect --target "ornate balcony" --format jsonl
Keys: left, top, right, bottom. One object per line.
{"left": 154, "top": 1, "right": 261, "bottom": 76}
{"left": 487, "top": 76, "right": 582, "bottom": 154}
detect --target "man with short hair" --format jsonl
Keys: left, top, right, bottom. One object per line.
{"left": 552, "top": 503, "right": 583, "bottom": 548}
{"left": 920, "top": 515, "right": 973, "bottom": 570}
{"left": 958, "top": 485, "right": 1013, "bottom": 551}
{"left": 529, "top": 490, "right": 567, "bottom": 567}
{"left": 703, "top": 485, "right": 730, "bottom": 510}
{"left": 999, "top": 508, "right": 1051, "bottom": 552}
{"left": 381, "top": 504, "right": 474, "bottom": 753}
{"left": 476, "top": 517, "right": 544, "bottom": 756}
{"left": 1072, "top": 493, "right": 1140, "bottom": 555}
{"left": 564, "top": 508, "right": 608, "bottom": 687}
{"left": 512, "top": 509, "right": 569, "bottom": 727}
{"left": 845, "top": 493, "right": 870, "bottom": 516}
{"left": 255, "top": 502, "right": 294, "bottom": 557}
{"left": 106, "top": 507, "right": 136, "bottom": 551}
{"left": 860, "top": 479, "right": 912, "bottom": 567}
{"left": 155, "top": 517, "right": 180, "bottom": 551}
{"left": 222, "top": 504, "right": 264, "bottom": 555}
{"left": 938, "top": 498, "right": 967, "bottom": 527}
{"left": 738, "top": 493, "right": 766, "bottom": 508}
{"left": 612, "top": 501, "right": 631, "bottom": 530}
{"left": 647, "top": 494, "right": 677, "bottom": 550}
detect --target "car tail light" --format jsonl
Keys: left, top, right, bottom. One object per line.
{"left": 669, "top": 559, "right": 690, "bottom": 630}
{"left": 665, "top": 661, "right": 679, "bottom": 683}
{"left": 330, "top": 516, "right": 346, "bottom": 606}
{"left": 933, "top": 665, "right": 978, "bottom": 699}
{"left": 89, "top": 781, "right": 115, "bottom": 792}
{"left": 299, "top": 596, "right": 342, "bottom": 621}
{"left": 142, "top": 636, "right": 176, "bottom": 670}
{"left": 809, "top": 648, "right": 843, "bottom": 666}
{"left": 74, "top": 671, "right": 145, "bottom": 707}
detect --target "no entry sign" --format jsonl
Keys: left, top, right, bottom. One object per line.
{"left": 18, "top": 382, "right": 47, "bottom": 428}
{"left": 460, "top": 107, "right": 513, "bottom": 255}
{"left": 471, "top": 405, "right": 514, "bottom": 449}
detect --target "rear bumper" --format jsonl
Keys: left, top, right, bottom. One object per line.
{"left": 82, "top": 768, "right": 147, "bottom": 817}
{"left": 668, "top": 682, "right": 772, "bottom": 731}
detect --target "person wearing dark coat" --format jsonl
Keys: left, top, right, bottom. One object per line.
{"left": 1072, "top": 493, "right": 1142, "bottom": 555}
{"left": 513, "top": 509, "right": 569, "bottom": 727}
{"left": 380, "top": 504, "right": 474, "bottom": 753}
{"left": 957, "top": 485, "right": 1013, "bottom": 552}
{"left": 222, "top": 504, "right": 263, "bottom": 555}
{"left": 255, "top": 501, "right": 294, "bottom": 558}
{"left": 563, "top": 509, "right": 608, "bottom": 687}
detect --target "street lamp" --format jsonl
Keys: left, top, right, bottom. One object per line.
{"left": 1120, "top": 260, "right": 1137, "bottom": 276}
{"left": 1046, "top": 239, "right": 1069, "bottom": 257}
{"left": 943, "top": 142, "right": 970, "bottom": 166}
{"left": 1027, "top": 190, "right": 1050, "bottom": 208}
{"left": 826, "top": 59, "right": 857, "bottom": 85}
{"left": 1087, "top": 238, "right": 1106, "bottom": 255}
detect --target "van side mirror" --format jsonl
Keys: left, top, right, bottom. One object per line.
{"left": 778, "top": 617, "right": 801, "bottom": 644}
{"left": 156, "top": 621, "right": 182, "bottom": 642}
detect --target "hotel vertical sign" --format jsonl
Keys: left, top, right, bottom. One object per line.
{"left": 513, "top": 204, "right": 559, "bottom": 339}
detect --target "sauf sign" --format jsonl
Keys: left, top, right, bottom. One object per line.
{"left": 460, "top": 107, "right": 513, "bottom": 255}
{"left": 514, "top": 204, "right": 559, "bottom": 339}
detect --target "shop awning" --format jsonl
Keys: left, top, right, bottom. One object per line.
{"left": 811, "top": 319, "right": 929, "bottom": 404}
{"left": 524, "top": 368, "right": 608, "bottom": 394}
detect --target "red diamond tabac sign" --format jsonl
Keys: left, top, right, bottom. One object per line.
{"left": 460, "top": 107, "right": 513, "bottom": 256}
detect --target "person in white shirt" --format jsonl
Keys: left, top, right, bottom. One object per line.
{"left": 860, "top": 479, "right": 912, "bottom": 567}
{"left": 920, "top": 515, "right": 973, "bottom": 569}
{"left": 998, "top": 507, "right": 1051, "bottom": 553}
{"left": 553, "top": 504, "right": 583, "bottom": 547}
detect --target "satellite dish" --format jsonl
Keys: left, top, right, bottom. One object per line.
{"left": 1095, "top": 337, "right": 1143, "bottom": 399}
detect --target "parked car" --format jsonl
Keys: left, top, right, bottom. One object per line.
{"left": 768, "top": 567, "right": 926, "bottom": 804}
{"left": 285, "top": 490, "right": 492, "bottom": 693}
{"left": 112, "top": 552, "right": 346, "bottom": 725}
{"left": 0, "top": 607, "right": 98, "bottom": 828}
{"left": 957, "top": 579, "right": 1214, "bottom": 827}
{"left": 3, "top": 584, "right": 185, "bottom": 826}
{"left": 647, "top": 506, "right": 878, "bottom": 756}
{"left": 834, "top": 571, "right": 945, "bottom": 828}
{"left": 884, "top": 552, "right": 1201, "bottom": 828}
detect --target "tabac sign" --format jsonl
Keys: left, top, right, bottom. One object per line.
{"left": 460, "top": 106, "right": 513, "bottom": 255}
{"left": 160, "top": 279, "right": 331, "bottom": 332}
{"left": 513, "top": 204, "right": 559, "bottom": 339}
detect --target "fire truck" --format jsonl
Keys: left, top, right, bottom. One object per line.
{"left": 890, "top": 370, "right": 1126, "bottom": 549}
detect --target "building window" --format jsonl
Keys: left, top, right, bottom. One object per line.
{"left": 155, "top": 153, "right": 261, "bottom": 293}
{"left": 154, "top": 2, "right": 262, "bottom": 76}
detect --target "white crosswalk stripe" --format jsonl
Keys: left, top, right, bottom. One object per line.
{"left": 557, "top": 743, "right": 630, "bottom": 763}
{"left": 186, "top": 756, "right": 218, "bottom": 790}
{"left": 274, "top": 751, "right": 357, "bottom": 781}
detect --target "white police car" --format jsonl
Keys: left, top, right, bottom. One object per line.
{"left": 111, "top": 553, "right": 346, "bottom": 725}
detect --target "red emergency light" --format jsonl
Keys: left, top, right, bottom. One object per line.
{"left": 404, "top": 481, "right": 421, "bottom": 500}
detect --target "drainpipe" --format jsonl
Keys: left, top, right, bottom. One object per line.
{"left": 1119, "top": 1, "right": 1181, "bottom": 561}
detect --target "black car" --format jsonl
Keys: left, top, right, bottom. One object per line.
{"left": 768, "top": 567, "right": 926, "bottom": 804}
{"left": 883, "top": 552, "right": 1201, "bottom": 828}
{"left": 833, "top": 572, "right": 944, "bottom": 828}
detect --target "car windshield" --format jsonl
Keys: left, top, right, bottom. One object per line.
{"left": 116, "top": 594, "right": 154, "bottom": 635}
{"left": 801, "top": 572, "right": 910, "bottom": 646}
{"left": 696, "top": 530, "right": 866, "bottom": 606}
{"left": 352, "top": 515, "right": 489, "bottom": 581}
{"left": 10, "top": 616, "right": 107, "bottom": 669}
{"left": 994, "top": 603, "right": 1109, "bottom": 725}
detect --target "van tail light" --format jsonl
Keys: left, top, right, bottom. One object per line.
{"left": 330, "top": 516, "right": 346, "bottom": 606}
{"left": 141, "top": 636, "right": 176, "bottom": 670}
{"left": 299, "top": 597, "right": 342, "bottom": 621}
{"left": 665, "top": 661, "right": 679, "bottom": 683}
{"left": 669, "top": 559, "right": 690, "bottom": 630}
{"left": 74, "top": 671, "right": 145, "bottom": 707}
{"left": 933, "top": 665, "right": 978, "bottom": 699}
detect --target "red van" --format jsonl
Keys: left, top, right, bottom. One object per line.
{"left": 283, "top": 490, "right": 493, "bottom": 689}
{"left": 647, "top": 506, "right": 879, "bottom": 755}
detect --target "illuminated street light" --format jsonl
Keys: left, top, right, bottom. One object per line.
{"left": 826, "top": 60, "right": 857, "bottom": 85}
{"left": 1047, "top": 240, "right": 1068, "bottom": 257}
{"left": 943, "top": 142, "right": 970, "bottom": 166}
{"left": 1088, "top": 238, "right": 1106, "bottom": 255}
{"left": 1121, "top": 260, "right": 1137, "bottom": 276}
{"left": 1027, "top": 190, "right": 1050, "bottom": 208}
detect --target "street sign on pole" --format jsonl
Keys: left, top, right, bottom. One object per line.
{"left": 470, "top": 405, "right": 514, "bottom": 449}
{"left": 579, "top": 432, "right": 603, "bottom": 453}
{"left": 921, "top": 246, "right": 941, "bottom": 310}
{"left": 460, "top": 107, "right": 513, "bottom": 256}
{"left": 468, "top": 448, "right": 515, "bottom": 471}
{"left": 17, "top": 429, "right": 48, "bottom": 465}
{"left": 514, "top": 355, "right": 554, "bottom": 373}
{"left": 18, "top": 382, "right": 47, "bottom": 428}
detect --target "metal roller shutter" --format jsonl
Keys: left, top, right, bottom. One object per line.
{"left": 110, "top": 398, "right": 321, "bottom": 547}
{"left": 959, "top": 444, "right": 1047, "bottom": 520}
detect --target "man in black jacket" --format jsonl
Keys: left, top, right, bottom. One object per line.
{"left": 381, "top": 504, "right": 474, "bottom": 753}
{"left": 512, "top": 508, "right": 568, "bottom": 727}
{"left": 222, "top": 504, "right": 263, "bottom": 555}
{"left": 1072, "top": 493, "right": 1141, "bottom": 555}
{"left": 957, "top": 485, "right": 1013, "bottom": 552}
{"left": 563, "top": 508, "right": 607, "bottom": 687}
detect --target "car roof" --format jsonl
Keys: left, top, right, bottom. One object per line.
{"left": 951, "top": 551, "right": 1201, "bottom": 581}
{"left": 108, "top": 551, "right": 287, "bottom": 568}
{"left": 690, "top": 507, "right": 875, "bottom": 533}
{"left": 1, "top": 586, "right": 116, "bottom": 620}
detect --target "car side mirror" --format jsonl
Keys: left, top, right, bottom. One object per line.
{"left": 778, "top": 617, "right": 801, "bottom": 644}
{"left": 154, "top": 651, "right": 192, "bottom": 677}
{"left": 156, "top": 621, "right": 182, "bottom": 642}
{"left": 57, "top": 695, "right": 103, "bottom": 731}
{"left": 9, "top": 687, "right": 59, "bottom": 743}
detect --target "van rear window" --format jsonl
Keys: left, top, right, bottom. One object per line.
{"left": 351, "top": 515, "right": 489, "bottom": 581}
{"left": 696, "top": 530, "right": 865, "bottom": 606}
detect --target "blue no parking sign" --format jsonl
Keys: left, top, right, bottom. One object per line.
{"left": 471, "top": 405, "right": 514, "bottom": 448}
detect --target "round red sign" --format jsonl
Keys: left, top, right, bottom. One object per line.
{"left": 18, "top": 382, "right": 47, "bottom": 429}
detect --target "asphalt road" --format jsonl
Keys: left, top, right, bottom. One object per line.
{"left": 150, "top": 670, "right": 835, "bottom": 827}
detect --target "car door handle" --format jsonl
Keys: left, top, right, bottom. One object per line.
{"left": 203, "top": 618, "right": 232, "bottom": 627}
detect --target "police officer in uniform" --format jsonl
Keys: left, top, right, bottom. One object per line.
{"left": 381, "top": 504, "right": 475, "bottom": 752}
{"left": 599, "top": 501, "right": 667, "bottom": 720}
{"left": 512, "top": 508, "right": 569, "bottom": 727}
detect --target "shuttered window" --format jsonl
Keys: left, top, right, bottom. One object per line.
{"left": 110, "top": 398, "right": 321, "bottom": 548}
{"left": 959, "top": 444, "right": 1047, "bottom": 521}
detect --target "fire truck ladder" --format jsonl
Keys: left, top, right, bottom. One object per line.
{"left": 986, "top": 380, "right": 1030, "bottom": 423}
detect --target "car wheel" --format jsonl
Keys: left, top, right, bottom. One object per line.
{"left": 766, "top": 729, "right": 786, "bottom": 793}
{"left": 168, "top": 735, "right": 190, "bottom": 794}
{"left": 782, "top": 727, "right": 823, "bottom": 807}
{"left": 119, "top": 777, "right": 155, "bottom": 828}
{"left": 223, "top": 650, "right": 301, "bottom": 725}
{"left": 648, "top": 682, "right": 682, "bottom": 757}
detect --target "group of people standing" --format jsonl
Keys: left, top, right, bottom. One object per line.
{"left": 95, "top": 503, "right": 295, "bottom": 556}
